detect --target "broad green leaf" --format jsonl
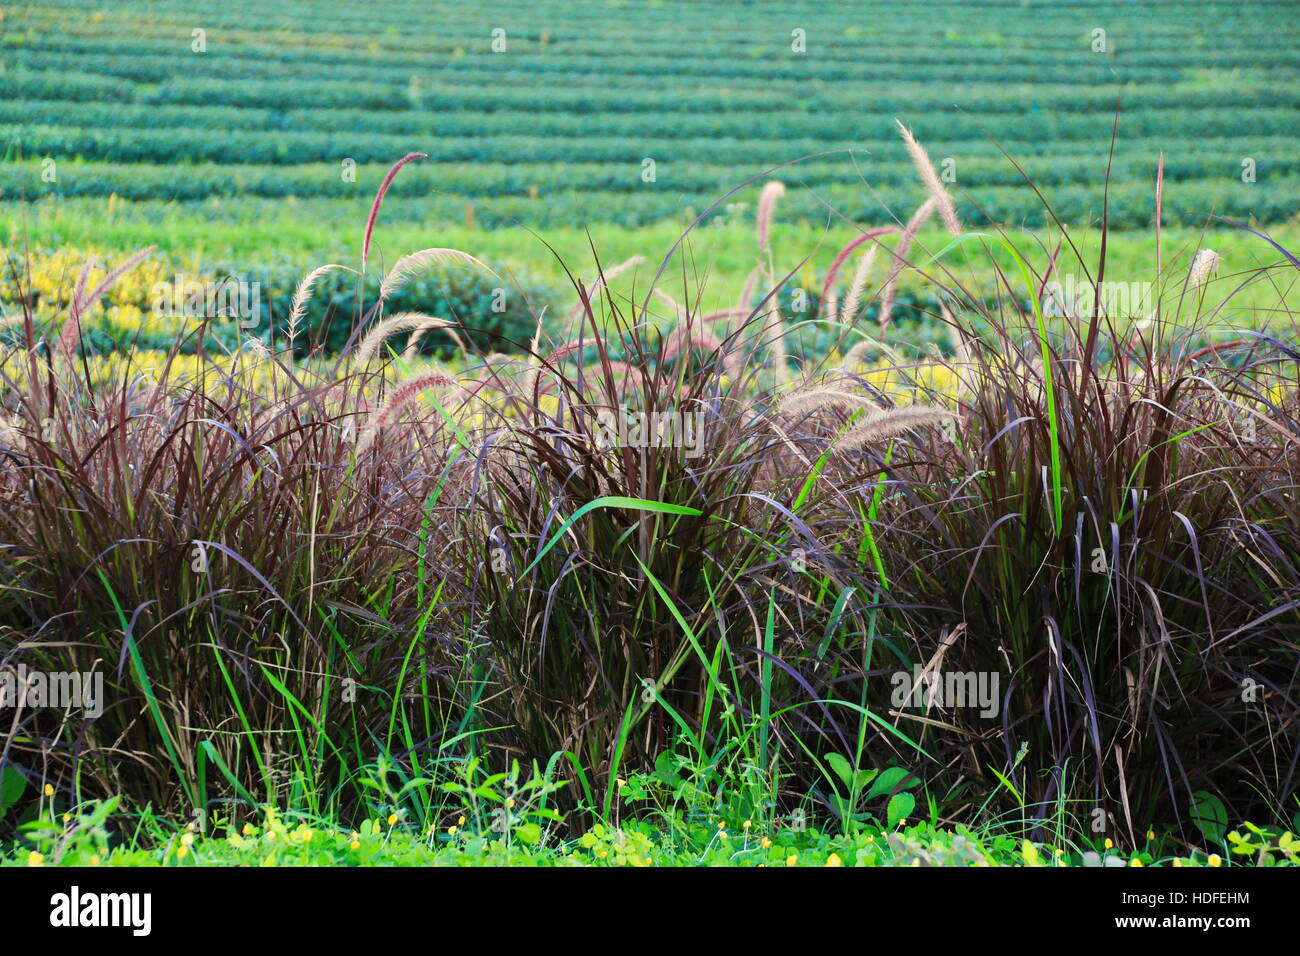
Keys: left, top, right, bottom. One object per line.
{"left": 853, "top": 768, "right": 880, "bottom": 791}
{"left": 868, "top": 765, "right": 918, "bottom": 800}
{"left": 887, "top": 792, "right": 915, "bottom": 828}
{"left": 1021, "top": 839, "right": 1041, "bottom": 866}
{"left": 0, "top": 765, "right": 26, "bottom": 819}
{"left": 826, "top": 753, "right": 853, "bottom": 788}
{"left": 1190, "top": 790, "right": 1227, "bottom": 844}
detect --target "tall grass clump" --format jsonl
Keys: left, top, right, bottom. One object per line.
{"left": 826, "top": 204, "right": 1300, "bottom": 840}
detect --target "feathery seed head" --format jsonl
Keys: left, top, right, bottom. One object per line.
{"left": 757, "top": 181, "right": 787, "bottom": 256}
{"left": 355, "top": 372, "right": 460, "bottom": 454}
{"left": 354, "top": 312, "right": 454, "bottom": 365}
{"left": 897, "top": 120, "right": 962, "bottom": 237}
{"left": 1188, "top": 249, "right": 1222, "bottom": 289}
{"left": 835, "top": 406, "right": 957, "bottom": 451}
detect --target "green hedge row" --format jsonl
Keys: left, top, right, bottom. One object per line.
{"left": 2, "top": 152, "right": 1289, "bottom": 205}
{"left": 0, "top": 251, "right": 557, "bottom": 358}
{"left": 10, "top": 175, "right": 1287, "bottom": 229}
{"left": 7, "top": 69, "right": 1289, "bottom": 120}
{"left": 131, "top": 77, "right": 1300, "bottom": 116}
{"left": 226, "top": 258, "right": 554, "bottom": 356}
{"left": 6, "top": 45, "right": 1207, "bottom": 90}
{"left": 16, "top": 6, "right": 1299, "bottom": 70}
{"left": 5, "top": 98, "right": 1296, "bottom": 153}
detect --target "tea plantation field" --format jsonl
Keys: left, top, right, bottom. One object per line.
{"left": 0, "top": 0, "right": 1295, "bottom": 256}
